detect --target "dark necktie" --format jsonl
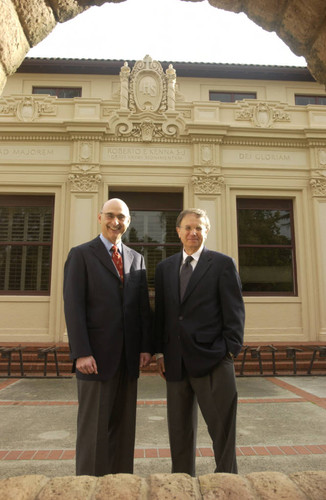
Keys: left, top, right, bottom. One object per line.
{"left": 111, "top": 245, "right": 124, "bottom": 283}
{"left": 180, "top": 255, "right": 193, "bottom": 300}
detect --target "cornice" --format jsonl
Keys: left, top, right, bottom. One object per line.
{"left": 0, "top": 134, "right": 71, "bottom": 141}
{"left": 101, "top": 135, "right": 192, "bottom": 144}
{"left": 0, "top": 135, "right": 322, "bottom": 149}
{"left": 222, "top": 138, "right": 309, "bottom": 148}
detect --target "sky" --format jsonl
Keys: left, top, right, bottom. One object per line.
{"left": 27, "top": 0, "right": 306, "bottom": 67}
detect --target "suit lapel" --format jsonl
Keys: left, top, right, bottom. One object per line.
{"left": 181, "top": 247, "right": 212, "bottom": 303}
{"left": 90, "top": 236, "right": 120, "bottom": 280}
{"left": 169, "top": 252, "right": 183, "bottom": 304}
{"left": 121, "top": 243, "right": 134, "bottom": 286}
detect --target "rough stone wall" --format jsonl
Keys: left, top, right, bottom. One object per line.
{"left": 1, "top": 0, "right": 326, "bottom": 95}
{"left": 0, "top": 471, "right": 326, "bottom": 499}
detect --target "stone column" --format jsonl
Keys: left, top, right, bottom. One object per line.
{"left": 310, "top": 174, "right": 326, "bottom": 341}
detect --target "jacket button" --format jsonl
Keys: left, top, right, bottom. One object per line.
{"left": 179, "top": 316, "right": 183, "bottom": 320}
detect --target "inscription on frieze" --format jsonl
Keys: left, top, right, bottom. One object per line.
{"left": 0, "top": 144, "right": 71, "bottom": 161}
{"left": 102, "top": 145, "right": 191, "bottom": 164}
{"left": 222, "top": 149, "right": 307, "bottom": 166}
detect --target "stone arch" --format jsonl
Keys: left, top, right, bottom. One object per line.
{"left": 1, "top": 0, "right": 326, "bottom": 93}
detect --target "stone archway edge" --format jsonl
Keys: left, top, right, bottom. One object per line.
{"left": 1, "top": 0, "right": 326, "bottom": 95}
{"left": 0, "top": 471, "right": 326, "bottom": 499}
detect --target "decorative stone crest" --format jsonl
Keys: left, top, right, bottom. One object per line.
{"left": 318, "top": 149, "right": 326, "bottom": 167}
{"left": 129, "top": 55, "right": 166, "bottom": 114}
{"left": 191, "top": 168, "right": 225, "bottom": 195}
{"left": 235, "top": 101, "right": 290, "bottom": 128}
{"left": 68, "top": 164, "right": 101, "bottom": 192}
{"left": 107, "top": 55, "right": 186, "bottom": 141}
{"left": 0, "top": 96, "right": 56, "bottom": 122}
{"left": 200, "top": 145, "right": 214, "bottom": 165}
{"left": 78, "top": 142, "right": 93, "bottom": 162}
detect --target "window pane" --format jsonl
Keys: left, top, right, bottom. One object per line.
{"left": 0, "top": 197, "right": 54, "bottom": 295}
{"left": 233, "top": 93, "right": 256, "bottom": 101}
{"left": 238, "top": 209, "right": 292, "bottom": 245}
{"left": 237, "top": 198, "right": 297, "bottom": 295}
{"left": 122, "top": 209, "right": 181, "bottom": 289}
{"left": 295, "top": 95, "right": 326, "bottom": 105}
{"left": 111, "top": 191, "right": 183, "bottom": 291}
{"left": 128, "top": 244, "right": 179, "bottom": 289}
{"left": 32, "top": 87, "right": 82, "bottom": 98}
{"left": 239, "top": 247, "right": 294, "bottom": 293}
{"left": 209, "top": 92, "right": 256, "bottom": 102}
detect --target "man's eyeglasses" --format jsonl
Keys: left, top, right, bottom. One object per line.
{"left": 178, "top": 225, "right": 205, "bottom": 233}
{"left": 101, "top": 212, "right": 128, "bottom": 222}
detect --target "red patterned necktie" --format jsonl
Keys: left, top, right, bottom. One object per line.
{"left": 111, "top": 245, "right": 124, "bottom": 283}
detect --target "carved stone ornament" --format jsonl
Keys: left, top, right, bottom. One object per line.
{"left": 310, "top": 173, "right": 326, "bottom": 197}
{"left": 318, "top": 149, "right": 326, "bottom": 167}
{"left": 68, "top": 165, "right": 101, "bottom": 192}
{"left": 200, "top": 145, "right": 213, "bottom": 165}
{"left": 129, "top": 55, "right": 166, "bottom": 114}
{"left": 107, "top": 55, "right": 186, "bottom": 142}
{"left": 0, "top": 96, "right": 56, "bottom": 122}
{"left": 235, "top": 101, "right": 290, "bottom": 128}
{"left": 191, "top": 168, "right": 225, "bottom": 195}
{"left": 79, "top": 142, "right": 93, "bottom": 162}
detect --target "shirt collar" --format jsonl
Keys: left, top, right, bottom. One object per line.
{"left": 182, "top": 245, "right": 204, "bottom": 264}
{"left": 100, "top": 233, "right": 122, "bottom": 253}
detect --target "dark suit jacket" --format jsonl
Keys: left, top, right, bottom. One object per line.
{"left": 154, "top": 247, "right": 245, "bottom": 381}
{"left": 63, "top": 236, "right": 152, "bottom": 381}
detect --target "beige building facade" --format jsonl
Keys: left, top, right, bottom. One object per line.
{"left": 0, "top": 55, "right": 326, "bottom": 347}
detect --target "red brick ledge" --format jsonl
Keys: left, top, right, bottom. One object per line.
{"left": 1, "top": 445, "right": 326, "bottom": 460}
{"left": 0, "top": 471, "right": 325, "bottom": 499}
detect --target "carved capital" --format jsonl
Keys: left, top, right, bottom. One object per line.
{"left": 68, "top": 164, "right": 101, "bottom": 192}
{"left": 310, "top": 176, "right": 326, "bottom": 197}
{"left": 192, "top": 168, "right": 224, "bottom": 195}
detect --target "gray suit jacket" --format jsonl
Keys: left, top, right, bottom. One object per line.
{"left": 64, "top": 235, "right": 152, "bottom": 381}
{"left": 154, "top": 247, "right": 245, "bottom": 381}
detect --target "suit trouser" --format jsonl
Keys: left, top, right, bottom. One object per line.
{"left": 76, "top": 362, "right": 137, "bottom": 476}
{"left": 166, "top": 355, "right": 238, "bottom": 476}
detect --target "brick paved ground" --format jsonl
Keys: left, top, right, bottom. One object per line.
{"left": 0, "top": 374, "right": 325, "bottom": 478}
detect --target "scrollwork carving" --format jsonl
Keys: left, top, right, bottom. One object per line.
{"left": 235, "top": 101, "right": 290, "bottom": 128}
{"left": 0, "top": 96, "right": 56, "bottom": 122}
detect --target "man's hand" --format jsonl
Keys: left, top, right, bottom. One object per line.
{"left": 156, "top": 356, "right": 166, "bottom": 379}
{"left": 140, "top": 352, "right": 152, "bottom": 368}
{"left": 76, "top": 355, "right": 98, "bottom": 375}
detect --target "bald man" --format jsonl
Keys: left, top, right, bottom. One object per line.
{"left": 64, "top": 198, "right": 152, "bottom": 476}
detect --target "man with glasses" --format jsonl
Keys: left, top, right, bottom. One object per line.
{"left": 154, "top": 208, "right": 244, "bottom": 476}
{"left": 64, "top": 198, "right": 152, "bottom": 476}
